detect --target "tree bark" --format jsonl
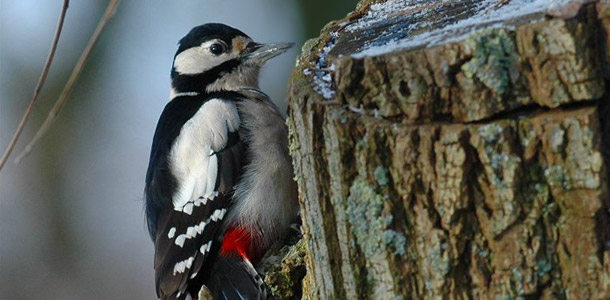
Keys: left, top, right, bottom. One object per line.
{"left": 285, "top": 0, "right": 610, "bottom": 299}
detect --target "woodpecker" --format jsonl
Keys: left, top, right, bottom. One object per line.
{"left": 145, "top": 23, "right": 298, "bottom": 300}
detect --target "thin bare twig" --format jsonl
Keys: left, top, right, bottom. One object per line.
{"left": 0, "top": 0, "right": 70, "bottom": 172}
{"left": 14, "top": 0, "right": 121, "bottom": 164}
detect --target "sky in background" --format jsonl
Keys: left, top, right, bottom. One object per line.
{"left": 0, "top": 0, "right": 355, "bottom": 299}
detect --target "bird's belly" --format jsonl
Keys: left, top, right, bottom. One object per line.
{"left": 230, "top": 144, "right": 298, "bottom": 251}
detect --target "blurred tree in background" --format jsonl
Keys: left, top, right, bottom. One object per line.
{"left": 298, "top": 0, "right": 358, "bottom": 39}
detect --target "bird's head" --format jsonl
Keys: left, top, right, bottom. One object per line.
{"left": 170, "top": 23, "right": 293, "bottom": 99}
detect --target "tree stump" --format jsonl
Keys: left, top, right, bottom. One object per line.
{"left": 286, "top": 0, "right": 610, "bottom": 299}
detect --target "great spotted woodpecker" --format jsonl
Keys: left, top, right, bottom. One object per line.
{"left": 145, "top": 23, "right": 298, "bottom": 300}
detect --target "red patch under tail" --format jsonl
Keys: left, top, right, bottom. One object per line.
{"left": 220, "top": 227, "right": 260, "bottom": 262}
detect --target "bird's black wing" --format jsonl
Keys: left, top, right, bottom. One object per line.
{"left": 145, "top": 95, "right": 245, "bottom": 300}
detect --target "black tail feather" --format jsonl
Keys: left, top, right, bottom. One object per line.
{"left": 206, "top": 256, "right": 266, "bottom": 300}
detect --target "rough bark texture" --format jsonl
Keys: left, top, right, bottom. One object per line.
{"left": 261, "top": 233, "right": 307, "bottom": 300}
{"left": 284, "top": 0, "right": 610, "bottom": 299}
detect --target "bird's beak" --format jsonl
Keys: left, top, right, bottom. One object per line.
{"left": 242, "top": 42, "right": 294, "bottom": 65}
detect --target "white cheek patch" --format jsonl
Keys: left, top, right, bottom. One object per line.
{"left": 173, "top": 40, "right": 232, "bottom": 75}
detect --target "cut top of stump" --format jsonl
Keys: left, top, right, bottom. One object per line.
{"left": 298, "top": 0, "right": 604, "bottom": 123}
{"left": 335, "top": 0, "right": 589, "bottom": 57}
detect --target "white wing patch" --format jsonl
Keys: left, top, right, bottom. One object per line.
{"left": 168, "top": 227, "right": 176, "bottom": 239}
{"left": 175, "top": 235, "right": 187, "bottom": 248}
{"left": 174, "top": 192, "right": 218, "bottom": 214}
{"left": 173, "top": 256, "right": 195, "bottom": 275}
{"left": 210, "top": 208, "right": 227, "bottom": 221}
{"left": 169, "top": 99, "right": 239, "bottom": 209}
{"left": 200, "top": 241, "right": 213, "bottom": 254}
{"left": 172, "top": 208, "right": 227, "bottom": 248}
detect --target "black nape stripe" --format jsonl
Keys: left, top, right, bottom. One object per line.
{"left": 171, "top": 59, "right": 240, "bottom": 94}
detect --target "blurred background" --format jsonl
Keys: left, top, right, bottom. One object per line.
{"left": 0, "top": 0, "right": 357, "bottom": 299}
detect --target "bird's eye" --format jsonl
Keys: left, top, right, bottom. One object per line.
{"left": 209, "top": 43, "right": 225, "bottom": 55}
